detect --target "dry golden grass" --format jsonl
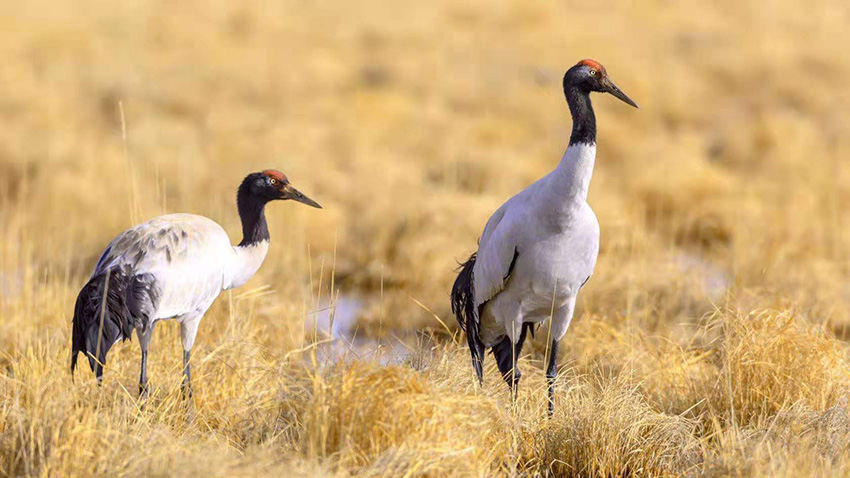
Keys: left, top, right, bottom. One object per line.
{"left": 3, "top": 0, "right": 850, "bottom": 476}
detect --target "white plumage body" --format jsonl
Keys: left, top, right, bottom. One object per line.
{"left": 474, "top": 143, "right": 599, "bottom": 347}
{"left": 93, "top": 213, "right": 268, "bottom": 348}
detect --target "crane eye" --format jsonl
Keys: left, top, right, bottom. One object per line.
{"left": 269, "top": 178, "right": 278, "bottom": 185}
{"left": 589, "top": 70, "right": 597, "bottom": 76}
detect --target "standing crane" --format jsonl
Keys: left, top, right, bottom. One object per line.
{"left": 71, "top": 169, "right": 321, "bottom": 397}
{"left": 451, "top": 59, "right": 638, "bottom": 415}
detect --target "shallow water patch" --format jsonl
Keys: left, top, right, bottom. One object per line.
{"left": 305, "top": 294, "right": 414, "bottom": 366}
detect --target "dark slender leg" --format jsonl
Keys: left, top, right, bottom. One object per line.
{"left": 492, "top": 325, "right": 529, "bottom": 402}
{"left": 139, "top": 349, "right": 149, "bottom": 397}
{"left": 546, "top": 339, "right": 559, "bottom": 416}
{"left": 182, "top": 350, "right": 193, "bottom": 399}
{"left": 136, "top": 322, "right": 155, "bottom": 399}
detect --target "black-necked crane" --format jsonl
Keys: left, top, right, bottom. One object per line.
{"left": 451, "top": 59, "right": 638, "bottom": 415}
{"left": 71, "top": 169, "right": 321, "bottom": 397}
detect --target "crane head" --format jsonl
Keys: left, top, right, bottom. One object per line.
{"left": 564, "top": 59, "right": 639, "bottom": 108}
{"left": 262, "top": 170, "right": 322, "bottom": 209}
{"left": 241, "top": 170, "right": 322, "bottom": 209}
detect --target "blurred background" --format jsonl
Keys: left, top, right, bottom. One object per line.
{"left": 3, "top": 0, "right": 850, "bottom": 333}
{"left": 2, "top": 0, "right": 850, "bottom": 475}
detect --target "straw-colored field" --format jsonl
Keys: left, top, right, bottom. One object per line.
{"left": 3, "top": 0, "right": 850, "bottom": 476}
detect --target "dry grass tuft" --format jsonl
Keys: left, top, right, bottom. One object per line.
{"left": 4, "top": 0, "right": 850, "bottom": 475}
{"left": 708, "top": 308, "right": 850, "bottom": 424}
{"left": 300, "top": 361, "right": 506, "bottom": 476}
{"left": 531, "top": 377, "right": 703, "bottom": 477}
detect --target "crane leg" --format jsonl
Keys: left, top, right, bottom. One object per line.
{"left": 136, "top": 323, "right": 155, "bottom": 398}
{"left": 546, "top": 300, "right": 575, "bottom": 416}
{"left": 139, "top": 350, "right": 148, "bottom": 397}
{"left": 546, "top": 338, "right": 559, "bottom": 416}
{"left": 182, "top": 350, "right": 192, "bottom": 398}
{"left": 180, "top": 317, "right": 201, "bottom": 399}
{"left": 492, "top": 324, "right": 529, "bottom": 402}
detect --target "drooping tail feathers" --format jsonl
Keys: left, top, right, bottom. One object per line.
{"left": 451, "top": 253, "right": 485, "bottom": 380}
{"left": 451, "top": 253, "right": 477, "bottom": 333}
{"left": 71, "top": 266, "right": 159, "bottom": 377}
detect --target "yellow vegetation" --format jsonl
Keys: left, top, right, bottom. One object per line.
{"left": 2, "top": 0, "right": 850, "bottom": 476}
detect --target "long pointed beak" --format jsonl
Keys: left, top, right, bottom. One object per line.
{"left": 283, "top": 184, "right": 322, "bottom": 209}
{"left": 603, "top": 78, "right": 639, "bottom": 108}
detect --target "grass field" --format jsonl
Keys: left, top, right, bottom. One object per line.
{"left": 3, "top": 0, "right": 850, "bottom": 476}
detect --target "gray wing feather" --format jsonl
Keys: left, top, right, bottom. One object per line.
{"left": 93, "top": 214, "right": 225, "bottom": 277}
{"left": 473, "top": 202, "right": 521, "bottom": 307}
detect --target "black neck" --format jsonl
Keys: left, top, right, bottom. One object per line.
{"left": 565, "top": 86, "right": 596, "bottom": 146}
{"left": 236, "top": 187, "right": 270, "bottom": 247}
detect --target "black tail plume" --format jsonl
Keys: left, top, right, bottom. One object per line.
{"left": 451, "top": 253, "right": 485, "bottom": 383}
{"left": 71, "top": 267, "right": 155, "bottom": 378}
